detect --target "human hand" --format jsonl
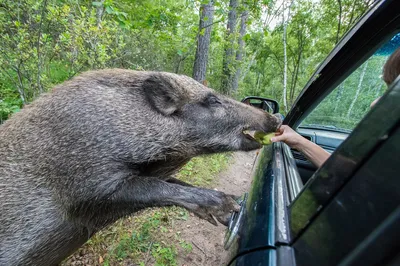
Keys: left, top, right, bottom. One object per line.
{"left": 270, "top": 125, "right": 306, "bottom": 150}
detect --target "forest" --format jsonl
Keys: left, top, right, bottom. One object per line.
{"left": 0, "top": 0, "right": 377, "bottom": 125}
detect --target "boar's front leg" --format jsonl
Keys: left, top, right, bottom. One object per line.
{"left": 165, "top": 177, "right": 194, "bottom": 187}
{"left": 113, "top": 177, "right": 240, "bottom": 226}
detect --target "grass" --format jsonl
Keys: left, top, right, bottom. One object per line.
{"left": 177, "top": 153, "right": 231, "bottom": 187}
{"left": 62, "top": 153, "right": 231, "bottom": 266}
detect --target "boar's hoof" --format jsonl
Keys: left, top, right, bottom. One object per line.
{"left": 194, "top": 194, "right": 240, "bottom": 226}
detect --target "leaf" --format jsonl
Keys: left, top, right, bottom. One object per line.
{"left": 118, "top": 20, "right": 127, "bottom": 28}
{"left": 105, "top": 6, "right": 113, "bottom": 14}
{"left": 92, "top": 1, "right": 103, "bottom": 7}
{"left": 215, "top": 8, "right": 224, "bottom": 16}
{"left": 11, "top": 106, "right": 20, "bottom": 113}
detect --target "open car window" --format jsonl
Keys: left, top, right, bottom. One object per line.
{"left": 299, "top": 32, "right": 400, "bottom": 133}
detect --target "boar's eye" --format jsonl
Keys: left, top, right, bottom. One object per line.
{"left": 206, "top": 95, "right": 222, "bottom": 106}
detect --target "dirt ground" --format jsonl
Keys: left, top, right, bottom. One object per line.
{"left": 175, "top": 151, "right": 257, "bottom": 266}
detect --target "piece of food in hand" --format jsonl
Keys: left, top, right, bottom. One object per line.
{"left": 243, "top": 130, "right": 275, "bottom": 145}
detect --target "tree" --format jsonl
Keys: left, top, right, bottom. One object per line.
{"left": 193, "top": 0, "right": 215, "bottom": 84}
{"left": 335, "top": 0, "right": 342, "bottom": 44}
{"left": 95, "top": 0, "right": 105, "bottom": 26}
{"left": 232, "top": 4, "right": 249, "bottom": 92}
{"left": 0, "top": 0, "right": 377, "bottom": 125}
{"left": 221, "top": 0, "right": 238, "bottom": 94}
{"left": 347, "top": 60, "right": 368, "bottom": 118}
{"left": 282, "top": 0, "right": 294, "bottom": 113}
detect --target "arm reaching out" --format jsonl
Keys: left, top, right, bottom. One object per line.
{"left": 271, "top": 125, "right": 330, "bottom": 168}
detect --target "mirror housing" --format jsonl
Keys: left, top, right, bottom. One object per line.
{"left": 241, "top": 96, "right": 280, "bottom": 114}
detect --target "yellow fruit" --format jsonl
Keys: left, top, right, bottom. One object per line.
{"left": 254, "top": 132, "right": 275, "bottom": 145}
{"left": 243, "top": 130, "right": 275, "bottom": 145}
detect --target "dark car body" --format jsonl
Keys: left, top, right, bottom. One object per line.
{"left": 224, "top": 1, "right": 400, "bottom": 265}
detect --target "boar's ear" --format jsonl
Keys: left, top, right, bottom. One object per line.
{"left": 142, "top": 74, "right": 184, "bottom": 116}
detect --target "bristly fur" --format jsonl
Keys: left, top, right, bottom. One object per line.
{"left": 0, "top": 69, "right": 280, "bottom": 265}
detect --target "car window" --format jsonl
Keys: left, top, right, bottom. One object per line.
{"left": 300, "top": 32, "right": 400, "bottom": 133}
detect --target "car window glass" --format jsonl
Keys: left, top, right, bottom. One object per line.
{"left": 300, "top": 32, "right": 400, "bottom": 132}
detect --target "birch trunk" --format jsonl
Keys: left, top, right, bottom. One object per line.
{"left": 282, "top": 0, "right": 289, "bottom": 113}
{"left": 346, "top": 61, "right": 369, "bottom": 118}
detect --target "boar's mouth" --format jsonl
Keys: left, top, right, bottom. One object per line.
{"left": 242, "top": 129, "right": 258, "bottom": 141}
{"left": 242, "top": 129, "right": 272, "bottom": 142}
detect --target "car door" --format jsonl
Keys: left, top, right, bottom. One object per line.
{"left": 224, "top": 0, "right": 400, "bottom": 265}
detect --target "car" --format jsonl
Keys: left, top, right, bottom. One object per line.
{"left": 223, "top": 0, "right": 400, "bottom": 265}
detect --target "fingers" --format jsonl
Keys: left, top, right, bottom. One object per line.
{"left": 271, "top": 134, "right": 286, "bottom": 143}
{"left": 279, "top": 125, "right": 290, "bottom": 132}
{"left": 274, "top": 125, "right": 285, "bottom": 136}
{"left": 272, "top": 126, "right": 287, "bottom": 142}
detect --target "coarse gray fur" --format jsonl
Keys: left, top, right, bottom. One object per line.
{"left": 0, "top": 69, "right": 281, "bottom": 265}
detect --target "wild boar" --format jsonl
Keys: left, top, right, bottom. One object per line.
{"left": 0, "top": 69, "right": 281, "bottom": 265}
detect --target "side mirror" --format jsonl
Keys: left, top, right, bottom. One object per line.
{"left": 241, "top": 96, "right": 279, "bottom": 114}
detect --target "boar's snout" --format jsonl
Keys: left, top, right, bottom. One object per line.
{"left": 255, "top": 110, "right": 282, "bottom": 133}
{"left": 236, "top": 107, "right": 282, "bottom": 151}
{"left": 272, "top": 113, "right": 283, "bottom": 129}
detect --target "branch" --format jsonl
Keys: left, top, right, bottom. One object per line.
{"left": 199, "top": 18, "right": 223, "bottom": 30}
{"left": 335, "top": 0, "right": 342, "bottom": 44}
{"left": 36, "top": 0, "right": 48, "bottom": 94}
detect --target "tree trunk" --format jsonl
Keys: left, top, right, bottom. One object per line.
{"left": 36, "top": 0, "right": 48, "bottom": 95}
{"left": 282, "top": 0, "right": 289, "bottom": 113}
{"left": 240, "top": 49, "right": 258, "bottom": 84}
{"left": 254, "top": 72, "right": 261, "bottom": 96}
{"left": 333, "top": 83, "right": 345, "bottom": 113}
{"left": 232, "top": 7, "right": 249, "bottom": 93}
{"left": 193, "top": 0, "right": 214, "bottom": 83}
{"left": 221, "top": 0, "right": 238, "bottom": 94}
{"left": 289, "top": 29, "right": 304, "bottom": 107}
{"left": 375, "top": 82, "right": 383, "bottom": 98}
{"left": 335, "top": 0, "right": 342, "bottom": 44}
{"left": 282, "top": 0, "right": 294, "bottom": 112}
{"left": 96, "top": 0, "right": 105, "bottom": 26}
{"left": 347, "top": 60, "right": 369, "bottom": 118}
{"left": 16, "top": 66, "right": 26, "bottom": 104}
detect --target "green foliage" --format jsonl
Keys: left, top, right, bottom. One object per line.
{"left": 303, "top": 54, "right": 388, "bottom": 131}
{"left": 0, "top": 0, "right": 376, "bottom": 126}
{"left": 179, "top": 240, "right": 193, "bottom": 253}
{"left": 235, "top": 0, "right": 373, "bottom": 113}
{"left": 0, "top": 80, "right": 22, "bottom": 122}
{"left": 151, "top": 243, "right": 177, "bottom": 266}
{"left": 98, "top": 208, "right": 178, "bottom": 265}
{"left": 0, "top": 0, "right": 126, "bottom": 106}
